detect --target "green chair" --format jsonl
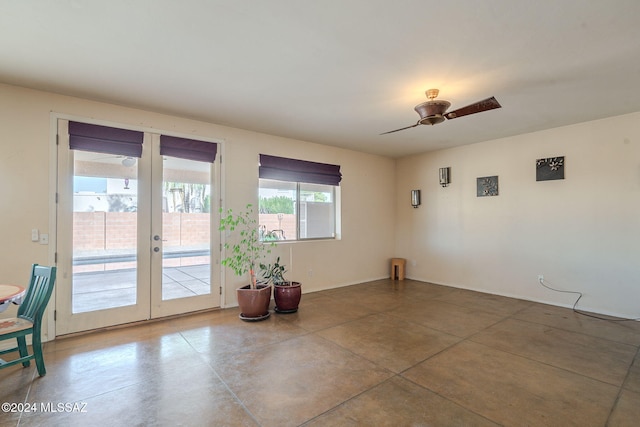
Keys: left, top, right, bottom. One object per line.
{"left": 0, "top": 264, "right": 56, "bottom": 376}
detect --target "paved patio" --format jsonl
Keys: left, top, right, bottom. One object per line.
{"left": 72, "top": 264, "right": 211, "bottom": 313}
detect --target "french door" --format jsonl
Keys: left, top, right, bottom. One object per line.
{"left": 55, "top": 120, "right": 221, "bottom": 335}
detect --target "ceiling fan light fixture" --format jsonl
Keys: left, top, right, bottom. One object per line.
{"left": 121, "top": 157, "right": 136, "bottom": 167}
{"left": 425, "top": 88, "right": 439, "bottom": 100}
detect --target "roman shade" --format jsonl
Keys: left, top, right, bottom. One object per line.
{"left": 69, "top": 121, "right": 144, "bottom": 157}
{"left": 160, "top": 135, "right": 218, "bottom": 163}
{"left": 259, "top": 154, "right": 342, "bottom": 186}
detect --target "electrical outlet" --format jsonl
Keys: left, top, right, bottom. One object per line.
{"left": 537, "top": 274, "right": 544, "bottom": 282}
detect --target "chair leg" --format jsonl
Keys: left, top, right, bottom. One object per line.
{"left": 16, "top": 336, "right": 31, "bottom": 368}
{"left": 32, "top": 335, "right": 46, "bottom": 376}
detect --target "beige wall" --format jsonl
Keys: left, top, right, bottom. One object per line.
{"left": 220, "top": 124, "right": 397, "bottom": 293}
{"left": 396, "top": 112, "right": 640, "bottom": 318}
{"left": 0, "top": 83, "right": 396, "bottom": 339}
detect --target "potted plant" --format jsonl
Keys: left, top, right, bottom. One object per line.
{"left": 260, "top": 256, "right": 302, "bottom": 313}
{"left": 220, "top": 204, "right": 273, "bottom": 321}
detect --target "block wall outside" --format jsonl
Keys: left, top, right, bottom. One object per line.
{"left": 73, "top": 212, "right": 210, "bottom": 273}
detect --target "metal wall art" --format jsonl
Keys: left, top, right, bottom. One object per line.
{"left": 536, "top": 156, "right": 565, "bottom": 181}
{"left": 477, "top": 176, "right": 499, "bottom": 197}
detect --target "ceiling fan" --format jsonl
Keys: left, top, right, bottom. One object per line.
{"left": 90, "top": 154, "right": 137, "bottom": 166}
{"left": 380, "top": 89, "right": 501, "bottom": 135}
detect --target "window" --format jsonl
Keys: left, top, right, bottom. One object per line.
{"left": 258, "top": 155, "right": 341, "bottom": 241}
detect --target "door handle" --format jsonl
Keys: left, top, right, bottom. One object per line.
{"left": 153, "top": 247, "right": 160, "bottom": 252}
{"left": 153, "top": 235, "right": 167, "bottom": 242}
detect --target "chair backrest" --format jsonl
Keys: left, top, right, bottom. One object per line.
{"left": 17, "top": 264, "right": 57, "bottom": 324}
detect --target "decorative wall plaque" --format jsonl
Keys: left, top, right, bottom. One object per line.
{"left": 477, "top": 176, "right": 499, "bottom": 197}
{"left": 536, "top": 156, "right": 565, "bottom": 181}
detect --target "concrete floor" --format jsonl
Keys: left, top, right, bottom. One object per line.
{"left": 2, "top": 279, "right": 639, "bottom": 426}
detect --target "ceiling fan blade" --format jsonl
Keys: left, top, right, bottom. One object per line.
{"left": 444, "top": 97, "right": 501, "bottom": 120}
{"left": 380, "top": 122, "right": 420, "bottom": 135}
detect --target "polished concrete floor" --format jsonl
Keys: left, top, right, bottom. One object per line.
{"left": 1, "top": 279, "right": 640, "bottom": 426}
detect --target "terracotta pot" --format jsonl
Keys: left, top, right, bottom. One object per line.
{"left": 274, "top": 281, "right": 301, "bottom": 313}
{"left": 237, "top": 284, "right": 271, "bottom": 321}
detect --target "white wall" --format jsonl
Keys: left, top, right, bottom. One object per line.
{"left": 396, "top": 112, "right": 640, "bottom": 318}
{"left": 0, "top": 83, "right": 396, "bottom": 338}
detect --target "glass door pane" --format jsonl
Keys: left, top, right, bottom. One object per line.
{"left": 72, "top": 150, "right": 139, "bottom": 313}
{"left": 161, "top": 156, "right": 211, "bottom": 300}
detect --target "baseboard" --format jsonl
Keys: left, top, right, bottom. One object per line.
{"left": 406, "top": 275, "right": 639, "bottom": 321}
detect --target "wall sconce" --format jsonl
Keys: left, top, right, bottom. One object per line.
{"left": 439, "top": 167, "right": 451, "bottom": 187}
{"left": 411, "top": 190, "right": 421, "bottom": 208}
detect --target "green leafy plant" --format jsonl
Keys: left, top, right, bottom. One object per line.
{"left": 259, "top": 195, "right": 294, "bottom": 214}
{"left": 219, "top": 204, "right": 272, "bottom": 289}
{"left": 260, "top": 256, "right": 287, "bottom": 285}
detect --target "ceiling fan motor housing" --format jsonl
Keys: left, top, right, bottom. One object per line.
{"left": 414, "top": 100, "right": 451, "bottom": 125}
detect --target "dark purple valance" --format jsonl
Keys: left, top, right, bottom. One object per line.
{"left": 69, "top": 121, "right": 144, "bottom": 158}
{"left": 259, "top": 154, "right": 342, "bottom": 186}
{"left": 160, "top": 135, "right": 217, "bottom": 163}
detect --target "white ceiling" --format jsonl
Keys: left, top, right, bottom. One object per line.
{"left": 1, "top": 1, "right": 639, "bottom": 158}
